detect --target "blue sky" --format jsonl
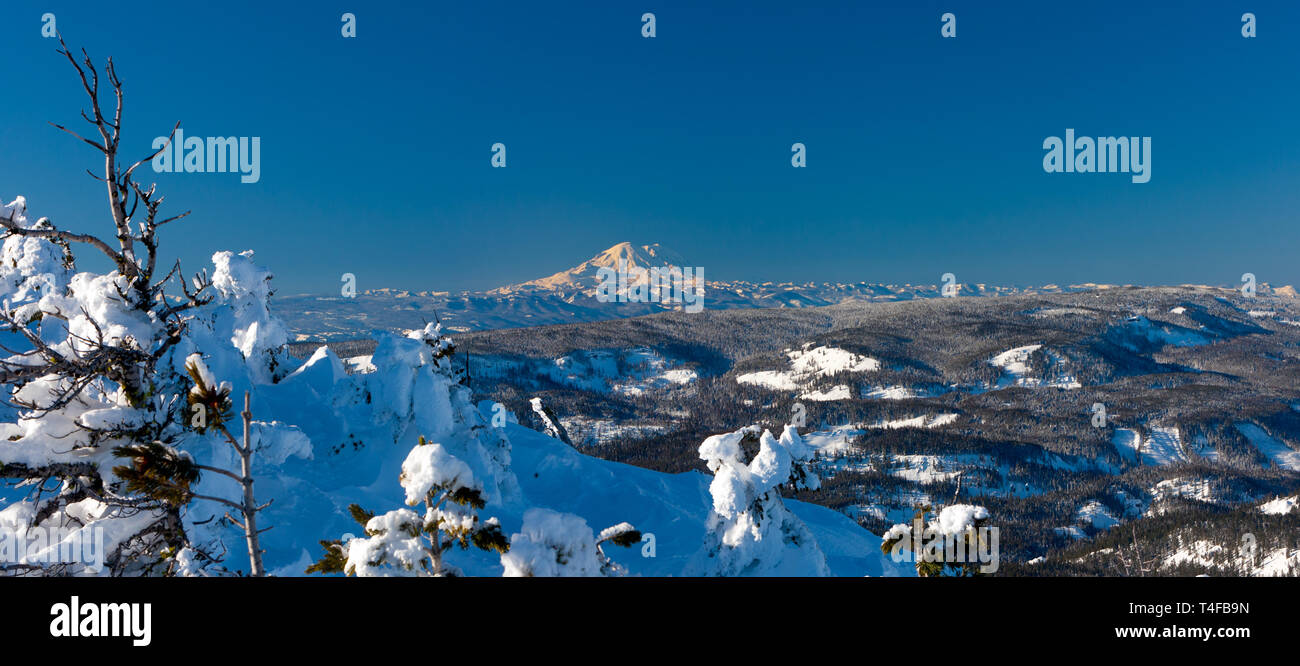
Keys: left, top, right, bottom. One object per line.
{"left": 1, "top": 1, "right": 1297, "bottom": 294}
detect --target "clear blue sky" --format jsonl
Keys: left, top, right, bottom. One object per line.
{"left": 1, "top": 1, "right": 1297, "bottom": 295}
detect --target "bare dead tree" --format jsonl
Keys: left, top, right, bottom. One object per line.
{"left": 0, "top": 36, "right": 215, "bottom": 575}
{"left": 1115, "top": 523, "right": 1158, "bottom": 577}
{"left": 0, "top": 36, "right": 211, "bottom": 400}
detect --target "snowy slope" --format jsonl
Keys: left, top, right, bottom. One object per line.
{"left": 257, "top": 406, "right": 907, "bottom": 577}
{"left": 505, "top": 422, "right": 909, "bottom": 577}
{"left": 246, "top": 342, "right": 906, "bottom": 577}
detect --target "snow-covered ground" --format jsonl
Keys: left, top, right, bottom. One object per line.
{"left": 252, "top": 365, "right": 909, "bottom": 577}
{"left": 1055, "top": 526, "right": 1087, "bottom": 540}
{"left": 991, "top": 345, "right": 1039, "bottom": 380}
{"left": 1112, "top": 427, "right": 1187, "bottom": 466}
{"left": 559, "top": 417, "right": 668, "bottom": 447}
{"left": 800, "top": 414, "right": 958, "bottom": 457}
{"left": 1113, "top": 422, "right": 1300, "bottom": 472}
{"left": 988, "top": 344, "right": 1081, "bottom": 390}
{"left": 800, "top": 384, "right": 853, "bottom": 401}
{"left": 1146, "top": 477, "right": 1219, "bottom": 514}
{"left": 867, "top": 413, "right": 959, "bottom": 429}
{"left": 856, "top": 345, "right": 1083, "bottom": 401}
{"left": 888, "top": 455, "right": 969, "bottom": 483}
{"left": 1161, "top": 540, "right": 1299, "bottom": 577}
{"left": 1259, "top": 495, "right": 1298, "bottom": 515}
{"left": 801, "top": 425, "right": 867, "bottom": 457}
{"left": 1188, "top": 432, "right": 1219, "bottom": 463}
{"left": 787, "top": 345, "right": 881, "bottom": 375}
{"left": 497, "top": 419, "right": 909, "bottom": 577}
{"left": 742, "top": 341, "right": 1094, "bottom": 403}
{"left": 737, "top": 344, "right": 879, "bottom": 391}
{"left": 1114, "top": 315, "right": 1213, "bottom": 350}
{"left": 861, "top": 384, "right": 950, "bottom": 400}
{"left": 1076, "top": 501, "right": 1119, "bottom": 530}
{"left": 1234, "top": 423, "right": 1300, "bottom": 472}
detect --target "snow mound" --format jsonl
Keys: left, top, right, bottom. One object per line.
{"left": 500, "top": 508, "right": 604, "bottom": 577}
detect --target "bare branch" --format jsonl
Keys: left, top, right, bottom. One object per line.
{"left": 0, "top": 208, "right": 125, "bottom": 268}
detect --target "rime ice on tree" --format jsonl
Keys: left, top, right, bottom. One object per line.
{"left": 688, "top": 424, "right": 830, "bottom": 576}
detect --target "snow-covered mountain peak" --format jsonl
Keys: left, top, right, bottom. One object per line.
{"left": 501, "top": 242, "right": 689, "bottom": 293}
{"left": 588, "top": 242, "right": 686, "bottom": 270}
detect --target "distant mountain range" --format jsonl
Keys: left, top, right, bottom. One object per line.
{"left": 277, "top": 242, "right": 1295, "bottom": 341}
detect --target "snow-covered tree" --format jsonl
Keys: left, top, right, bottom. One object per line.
{"left": 0, "top": 39, "right": 309, "bottom": 576}
{"left": 0, "top": 40, "right": 212, "bottom": 575}
{"left": 375, "top": 322, "right": 519, "bottom": 505}
{"left": 880, "top": 503, "right": 993, "bottom": 577}
{"left": 529, "top": 396, "right": 572, "bottom": 446}
{"left": 306, "top": 435, "right": 509, "bottom": 576}
{"left": 500, "top": 508, "right": 641, "bottom": 577}
{"left": 687, "top": 424, "right": 830, "bottom": 576}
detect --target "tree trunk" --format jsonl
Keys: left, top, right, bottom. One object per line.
{"left": 240, "top": 392, "right": 265, "bottom": 577}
